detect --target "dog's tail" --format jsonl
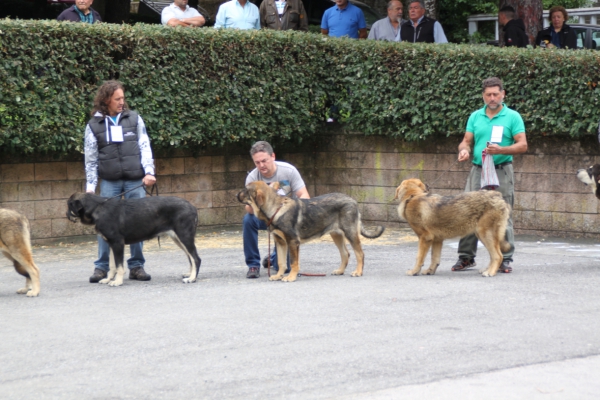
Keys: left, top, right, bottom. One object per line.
{"left": 361, "top": 225, "right": 385, "bottom": 239}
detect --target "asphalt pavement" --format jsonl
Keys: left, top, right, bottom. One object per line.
{"left": 1, "top": 227, "right": 600, "bottom": 399}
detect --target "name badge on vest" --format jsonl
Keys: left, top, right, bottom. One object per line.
{"left": 110, "top": 126, "right": 124, "bottom": 142}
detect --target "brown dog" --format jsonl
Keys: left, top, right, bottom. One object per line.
{"left": 0, "top": 208, "right": 40, "bottom": 296}
{"left": 237, "top": 181, "right": 384, "bottom": 282}
{"left": 394, "top": 178, "right": 511, "bottom": 277}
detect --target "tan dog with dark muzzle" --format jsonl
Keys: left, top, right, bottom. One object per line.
{"left": 0, "top": 208, "right": 40, "bottom": 296}
{"left": 395, "top": 178, "right": 511, "bottom": 277}
{"left": 237, "top": 181, "right": 384, "bottom": 282}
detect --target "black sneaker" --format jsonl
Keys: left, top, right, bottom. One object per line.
{"left": 129, "top": 267, "right": 151, "bottom": 281}
{"left": 451, "top": 258, "right": 476, "bottom": 271}
{"left": 89, "top": 268, "right": 107, "bottom": 283}
{"left": 247, "top": 267, "right": 260, "bottom": 279}
{"left": 499, "top": 260, "right": 513, "bottom": 273}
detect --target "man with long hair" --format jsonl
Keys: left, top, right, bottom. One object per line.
{"left": 84, "top": 81, "right": 156, "bottom": 283}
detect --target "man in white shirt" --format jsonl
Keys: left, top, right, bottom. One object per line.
{"left": 368, "top": 0, "right": 404, "bottom": 42}
{"left": 214, "top": 0, "right": 260, "bottom": 30}
{"left": 161, "top": 0, "right": 206, "bottom": 27}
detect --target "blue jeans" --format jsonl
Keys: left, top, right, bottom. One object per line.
{"left": 94, "top": 179, "right": 146, "bottom": 272}
{"left": 243, "top": 213, "right": 289, "bottom": 270}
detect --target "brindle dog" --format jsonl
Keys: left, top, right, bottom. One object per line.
{"left": 237, "top": 181, "right": 384, "bottom": 282}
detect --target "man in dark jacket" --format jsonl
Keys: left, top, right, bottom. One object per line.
{"left": 400, "top": 0, "right": 447, "bottom": 43}
{"left": 84, "top": 81, "right": 156, "bottom": 283}
{"left": 57, "top": 0, "right": 101, "bottom": 23}
{"left": 259, "top": 0, "right": 308, "bottom": 31}
{"left": 498, "top": 6, "right": 528, "bottom": 48}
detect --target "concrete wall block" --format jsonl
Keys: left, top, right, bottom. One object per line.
{"left": 211, "top": 156, "right": 226, "bottom": 173}
{"left": 212, "top": 189, "right": 240, "bottom": 207}
{"left": 518, "top": 154, "right": 536, "bottom": 173}
{"left": 156, "top": 175, "right": 172, "bottom": 194}
{"left": 224, "top": 154, "right": 251, "bottom": 173}
{"left": 51, "top": 180, "right": 84, "bottom": 200}
{"left": 582, "top": 213, "right": 600, "bottom": 233}
{"left": 514, "top": 191, "right": 536, "bottom": 211}
{"left": 347, "top": 152, "right": 375, "bottom": 169}
{"left": 183, "top": 191, "right": 212, "bottom": 209}
{"left": 184, "top": 156, "right": 212, "bottom": 174}
{"left": 552, "top": 212, "right": 583, "bottom": 232}
{"left": 171, "top": 174, "right": 201, "bottom": 193}
{"left": 30, "top": 219, "right": 52, "bottom": 239}
{"left": 362, "top": 202, "right": 387, "bottom": 221}
{"left": 226, "top": 206, "right": 246, "bottom": 224}
{"left": 548, "top": 174, "right": 571, "bottom": 193}
{"left": 563, "top": 193, "right": 596, "bottom": 213}
{"left": 1, "top": 164, "right": 34, "bottom": 183}
{"left": 52, "top": 218, "right": 95, "bottom": 237}
{"left": 212, "top": 172, "right": 245, "bottom": 191}
{"left": 156, "top": 157, "right": 185, "bottom": 176}
{"left": 1, "top": 201, "right": 35, "bottom": 219}
{"left": 35, "top": 199, "right": 69, "bottom": 219}
{"left": 198, "top": 208, "right": 227, "bottom": 226}
{"left": 387, "top": 204, "right": 402, "bottom": 222}
{"left": 535, "top": 192, "right": 566, "bottom": 212}
{"left": 66, "top": 162, "right": 85, "bottom": 180}
{"left": 35, "top": 162, "right": 67, "bottom": 181}
{"left": 565, "top": 155, "right": 593, "bottom": 174}
{"left": 0, "top": 182, "right": 19, "bottom": 202}
{"left": 19, "top": 181, "right": 52, "bottom": 201}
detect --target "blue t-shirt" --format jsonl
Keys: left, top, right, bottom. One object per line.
{"left": 321, "top": 3, "right": 366, "bottom": 38}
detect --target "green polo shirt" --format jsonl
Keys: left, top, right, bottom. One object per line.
{"left": 466, "top": 103, "right": 525, "bottom": 166}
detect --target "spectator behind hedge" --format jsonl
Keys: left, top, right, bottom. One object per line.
{"left": 535, "top": 6, "right": 577, "bottom": 49}
{"left": 57, "top": 0, "right": 101, "bottom": 23}
{"left": 498, "top": 5, "right": 528, "bottom": 48}
{"left": 321, "top": 0, "right": 367, "bottom": 39}
{"left": 161, "top": 0, "right": 206, "bottom": 27}
{"left": 368, "top": 0, "right": 404, "bottom": 42}
{"left": 214, "top": 0, "right": 260, "bottom": 29}
{"left": 400, "top": 0, "right": 447, "bottom": 43}
{"left": 259, "top": 0, "right": 308, "bottom": 31}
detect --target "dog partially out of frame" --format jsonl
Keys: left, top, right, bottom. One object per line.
{"left": 66, "top": 193, "right": 201, "bottom": 286}
{"left": 0, "top": 208, "right": 41, "bottom": 296}
{"left": 576, "top": 164, "right": 600, "bottom": 199}
{"left": 237, "top": 181, "right": 385, "bottom": 282}
{"left": 394, "top": 178, "right": 511, "bottom": 277}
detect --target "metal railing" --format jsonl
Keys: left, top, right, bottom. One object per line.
{"left": 139, "top": 0, "right": 172, "bottom": 15}
{"left": 467, "top": 7, "right": 600, "bottom": 40}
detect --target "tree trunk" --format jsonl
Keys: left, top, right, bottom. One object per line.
{"left": 424, "top": 0, "right": 437, "bottom": 20}
{"left": 104, "top": 0, "right": 131, "bottom": 24}
{"left": 500, "top": 0, "right": 543, "bottom": 46}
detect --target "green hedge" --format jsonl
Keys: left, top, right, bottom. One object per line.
{"left": 1, "top": 20, "right": 599, "bottom": 156}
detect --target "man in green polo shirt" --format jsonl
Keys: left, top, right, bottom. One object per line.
{"left": 452, "top": 77, "right": 528, "bottom": 274}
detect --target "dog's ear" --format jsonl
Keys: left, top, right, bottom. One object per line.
{"left": 255, "top": 189, "right": 265, "bottom": 207}
{"left": 393, "top": 185, "right": 402, "bottom": 200}
{"left": 424, "top": 183, "right": 430, "bottom": 193}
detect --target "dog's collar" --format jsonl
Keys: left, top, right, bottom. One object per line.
{"left": 263, "top": 202, "right": 284, "bottom": 227}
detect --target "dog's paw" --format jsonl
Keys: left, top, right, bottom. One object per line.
{"left": 406, "top": 270, "right": 420, "bottom": 276}
{"left": 26, "top": 290, "right": 39, "bottom": 297}
{"left": 269, "top": 275, "right": 283, "bottom": 281}
{"left": 182, "top": 277, "right": 196, "bottom": 283}
{"left": 422, "top": 269, "right": 436, "bottom": 275}
{"left": 331, "top": 269, "right": 345, "bottom": 275}
{"left": 481, "top": 270, "right": 496, "bottom": 277}
{"left": 16, "top": 287, "right": 30, "bottom": 294}
{"left": 478, "top": 268, "right": 486, "bottom": 274}
{"left": 282, "top": 275, "right": 297, "bottom": 282}
{"left": 182, "top": 273, "right": 190, "bottom": 279}
{"left": 99, "top": 278, "right": 111, "bottom": 284}
{"left": 108, "top": 280, "right": 123, "bottom": 287}
{"left": 350, "top": 270, "right": 362, "bottom": 277}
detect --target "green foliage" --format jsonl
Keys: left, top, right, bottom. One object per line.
{"left": 1, "top": 20, "right": 600, "bottom": 156}
{"left": 438, "top": 0, "right": 497, "bottom": 44}
{"left": 542, "top": 0, "right": 590, "bottom": 9}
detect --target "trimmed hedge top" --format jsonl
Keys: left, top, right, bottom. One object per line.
{"left": 1, "top": 20, "right": 599, "bottom": 155}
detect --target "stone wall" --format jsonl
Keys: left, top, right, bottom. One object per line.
{"left": 1, "top": 129, "right": 599, "bottom": 243}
